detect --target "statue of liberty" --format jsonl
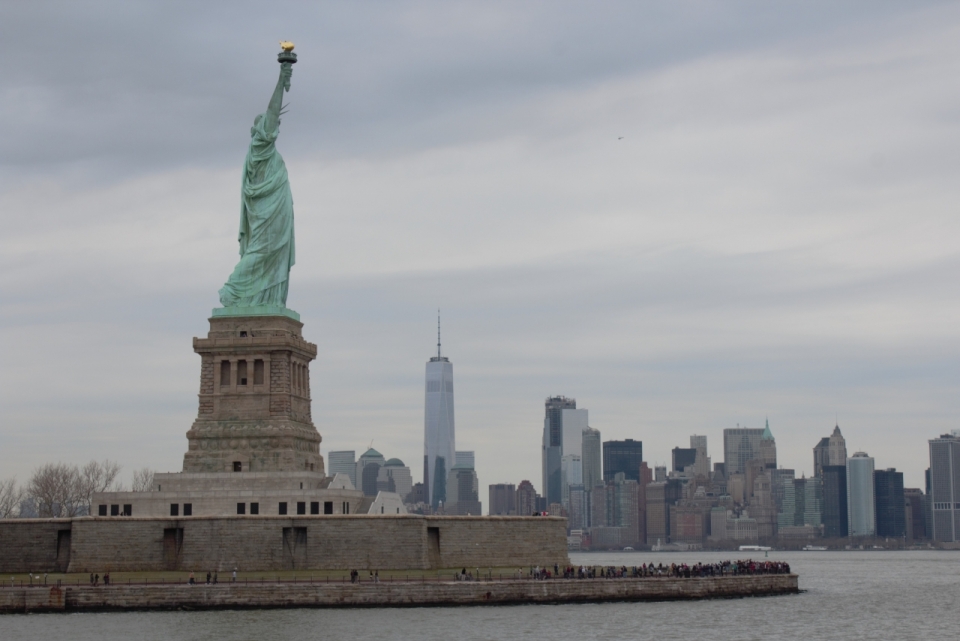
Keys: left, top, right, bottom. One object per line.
{"left": 218, "top": 47, "right": 297, "bottom": 311}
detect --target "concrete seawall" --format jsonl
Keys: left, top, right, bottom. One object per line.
{"left": 0, "top": 575, "right": 798, "bottom": 613}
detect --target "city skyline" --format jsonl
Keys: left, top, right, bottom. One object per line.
{"left": 3, "top": 3, "right": 960, "bottom": 492}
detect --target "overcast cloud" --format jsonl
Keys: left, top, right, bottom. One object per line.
{"left": 2, "top": 1, "right": 959, "bottom": 492}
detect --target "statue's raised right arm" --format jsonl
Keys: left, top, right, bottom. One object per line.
{"left": 262, "top": 63, "right": 293, "bottom": 133}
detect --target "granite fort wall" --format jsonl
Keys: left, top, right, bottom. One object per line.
{"left": 0, "top": 520, "right": 73, "bottom": 573}
{"left": 425, "top": 516, "right": 570, "bottom": 569}
{"left": 0, "top": 516, "right": 569, "bottom": 573}
{"left": 0, "top": 575, "right": 799, "bottom": 613}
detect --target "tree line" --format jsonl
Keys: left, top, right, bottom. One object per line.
{"left": 0, "top": 461, "right": 154, "bottom": 518}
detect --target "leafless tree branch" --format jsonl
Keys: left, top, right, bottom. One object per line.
{"left": 131, "top": 467, "right": 155, "bottom": 492}
{"left": 0, "top": 477, "right": 23, "bottom": 518}
{"left": 28, "top": 460, "right": 123, "bottom": 517}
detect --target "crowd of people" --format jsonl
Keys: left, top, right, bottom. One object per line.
{"left": 532, "top": 559, "right": 791, "bottom": 580}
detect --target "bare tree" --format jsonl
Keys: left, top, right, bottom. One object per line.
{"left": 131, "top": 467, "right": 155, "bottom": 492}
{"left": 0, "top": 477, "right": 23, "bottom": 518}
{"left": 28, "top": 460, "right": 123, "bottom": 517}
{"left": 77, "top": 460, "right": 123, "bottom": 513}
{"left": 28, "top": 463, "right": 82, "bottom": 517}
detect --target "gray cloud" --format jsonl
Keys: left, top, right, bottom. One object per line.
{"left": 2, "top": 1, "right": 959, "bottom": 491}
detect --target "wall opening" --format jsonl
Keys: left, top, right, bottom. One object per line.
{"left": 110, "top": 505, "right": 119, "bottom": 516}
{"left": 237, "top": 502, "right": 246, "bottom": 515}
{"left": 162, "top": 528, "right": 184, "bottom": 571}
{"left": 427, "top": 527, "right": 441, "bottom": 568}
{"left": 324, "top": 501, "right": 333, "bottom": 515}
{"left": 238, "top": 360, "right": 248, "bottom": 386}
{"left": 233, "top": 461, "right": 242, "bottom": 472}
{"left": 122, "top": 504, "right": 132, "bottom": 516}
{"left": 170, "top": 504, "right": 179, "bottom": 517}
{"left": 254, "top": 359, "right": 264, "bottom": 385}
{"left": 55, "top": 530, "right": 71, "bottom": 572}
{"left": 98, "top": 505, "right": 107, "bottom": 516}
{"left": 310, "top": 501, "right": 319, "bottom": 515}
{"left": 183, "top": 503, "right": 192, "bottom": 516}
{"left": 297, "top": 501, "right": 306, "bottom": 515}
{"left": 282, "top": 527, "right": 308, "bottom": 570}
{"left": 220, "top": 360, "right": 230, "bottom": 387}
{"left": 279, "top": 502, "right": 288, "bottom": 515}
{"left": 250, "top": 502, "right": 259, "bottom": 515}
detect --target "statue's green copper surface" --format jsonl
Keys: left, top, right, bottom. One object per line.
{"left": 217, "top": 58, "right": 297, "bottom": 313}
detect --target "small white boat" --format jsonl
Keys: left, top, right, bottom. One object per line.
{"left": 738, "top": 545, "right": 772, "bottom": 552}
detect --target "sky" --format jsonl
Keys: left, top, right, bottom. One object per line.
{"left": 2, "top": 1, "right": 959, "bottom": 493}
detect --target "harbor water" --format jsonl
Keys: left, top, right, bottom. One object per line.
{"left": 0, "top": 550, "right": 956, "bottom": 640}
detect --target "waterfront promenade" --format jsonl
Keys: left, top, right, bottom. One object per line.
{"left": 0, "top": 570, "right": 798, "bottom": 613}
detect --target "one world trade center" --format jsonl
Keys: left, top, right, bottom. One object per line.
{"left": 424, "top": 316, "right": 455, "bottom": 508}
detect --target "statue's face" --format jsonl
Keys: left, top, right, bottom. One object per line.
{"left": 251, "top": 114, "right": 263, "bottom": 136}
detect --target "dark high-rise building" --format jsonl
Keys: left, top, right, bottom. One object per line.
{"left": 637, "top": 462, "right": 652, "bottom": 545}
{"left": 488, "top": 483, "right": 516, "bottom": 516}
{"left": 904, "top": 488, "right": 926, "bottom": 540}
{"left": 821, "top": 465, "right": 848, "bottom": 538}
{"left": 603, "top": 439, "right": 643, "bottom": 482}
{"left": 874, "top": 469, "right": 906, "bottom": 538}
{"left": 928, "top": 433, "right": 960, "bottom": 542}
{"left": 671, "top": 447, "right": 697, "bottom": 473}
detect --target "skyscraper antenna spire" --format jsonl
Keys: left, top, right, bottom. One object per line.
{"left": 437, "top": 309, "right": 441, "bottom": 359}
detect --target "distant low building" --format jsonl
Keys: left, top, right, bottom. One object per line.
{"left": 778, "top": 525, "right": 820, "bottom": 541}
{"left": 516, "top": 480, "right": 538, "bottom": 516}
{"left": 671, "top": 505, "right": 707, "bottom": 546}
{"left": 488, "top": 483, "right": 516, "bottom": 515}
{"left": 356, "top": 448, "right": 386, "bottom": 497}
{"left": 327, "top": 450, "right": 357, "bottom": 488}
{"left": 446, "top": 462, "right": 481, "bottom": 516}
{"left": 589, "top": 526, "right": 625, "bottom": 549}
{"left": 710, "top": 508, "right": 759, "bottom": 542}
{"left": 377, "top": 458, "right": 412, "bottom": 500}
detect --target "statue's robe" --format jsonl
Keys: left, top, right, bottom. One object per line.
{"left": 219, "top": 115, "right": 295, "bottom": 307}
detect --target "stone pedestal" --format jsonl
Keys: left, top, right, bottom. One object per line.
{"left": 183, "top": 314, "right": 323, "bottom": 474}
